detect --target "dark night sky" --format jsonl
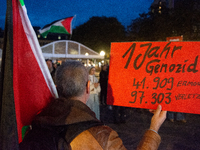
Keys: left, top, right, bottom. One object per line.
{"left": 0, "top": 0, "right": 153, "bottom": 29}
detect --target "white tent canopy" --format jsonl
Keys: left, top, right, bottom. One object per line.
{"left": 41, "top": 40, "right": 104, "bottom": 60}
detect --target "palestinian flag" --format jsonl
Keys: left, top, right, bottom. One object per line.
{"left": 0, "top": 0, "right": 58, "bottom": 149}
{"left": 39, "top": 16, "right": 74, "bottom": 38}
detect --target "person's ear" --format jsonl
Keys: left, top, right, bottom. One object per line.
{"left": 86, "top": 81, "right": 90, "bottom": 94}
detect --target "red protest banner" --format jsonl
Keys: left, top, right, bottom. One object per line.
{"left": 107, "top": 41, "right": 200, "bottom": 114}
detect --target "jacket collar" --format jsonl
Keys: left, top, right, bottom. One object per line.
{"left": 32, "top": 98, "right": 98, "bottom": 126}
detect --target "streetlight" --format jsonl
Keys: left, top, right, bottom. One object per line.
{"left": 100, "top": 51, "right": 105, "bottom": 57}
{"left": 100, "top": 51, "right": 105, "bottom": 67}
{"left": 85, "top": 53, "right": 89, "bottom": 67}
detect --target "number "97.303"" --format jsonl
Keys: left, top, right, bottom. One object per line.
{"left": 129, "top": 91, "right": 171, "bottom": 104}
{"left": 151, "top": 93, "right": 171, "bottom": 104}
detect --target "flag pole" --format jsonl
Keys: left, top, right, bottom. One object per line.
{"left": 0, "top": 0, "right": 19, "bottom": 149}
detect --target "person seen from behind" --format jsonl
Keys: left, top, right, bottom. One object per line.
{"left": 20, "top": 60, "right": 167, "bottom": 150}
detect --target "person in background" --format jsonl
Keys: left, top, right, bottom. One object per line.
{"left": 20, "top": 60, "right": 167, "bottom": 150}
{"left": 46, "top": 59, "right": 58, "bottom": 82}
{"left": 45, "top": 59, "right": 53, "bottom": 73}
{"left": 99, "top": 65, "right": 108, "bottom": 105}
{"left": 50, "top": 62, "right": 58, "bottom": 82}
{"left": 86, "top": 66, "right": 101, "bottom": 120}
{"left": 167, "top": 112, "right": 186, "bottom": 123}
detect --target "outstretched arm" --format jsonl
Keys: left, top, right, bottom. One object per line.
{"left": 137, "top": 105, "right": 167, "bottom": 150}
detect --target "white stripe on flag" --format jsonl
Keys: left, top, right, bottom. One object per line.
{"left": 39, "top": 19, "right": 64, "bottom": 34}
{"left": 18, "top": 2, "right": 58, "bottom": 98}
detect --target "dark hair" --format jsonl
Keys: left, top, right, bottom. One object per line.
{"left": 55, "top": 60, "right": 88, "bottom": 98}
{"left": 45, "top": 59, "right": 52, "bottom": 62}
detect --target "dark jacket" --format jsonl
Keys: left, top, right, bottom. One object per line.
{"left": 21, "top": 98, "right": 161, "bottom": 150}
{"left": 99, "top": 70, "right": 108, "bottom": 88}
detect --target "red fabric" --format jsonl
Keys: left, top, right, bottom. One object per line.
{"left": 12, "top": 0, "right": 53, "bottom": 142}
{"left": 61, "top": 17, "right": 74, "bottom": 34}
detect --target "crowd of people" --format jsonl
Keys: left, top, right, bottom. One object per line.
{"left": 19, "top": 59, "right": 167, "bottom": 150}
{"left": 45, "top": 59, "right": 60, "bottom": 82}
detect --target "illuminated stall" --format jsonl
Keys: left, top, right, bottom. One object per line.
{"left": 41, "top": 40, "right": 104, "bottom": 67}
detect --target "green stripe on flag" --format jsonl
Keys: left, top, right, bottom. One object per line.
{"left": 19, "top": 0, "right": 25, "bottom": 6}
{"left": 40, "top": 26, "right": 69, "bottom": 38}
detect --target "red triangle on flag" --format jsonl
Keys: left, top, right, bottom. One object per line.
{"left": 61, "top": 17, "right": 74, "bottom": 34}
